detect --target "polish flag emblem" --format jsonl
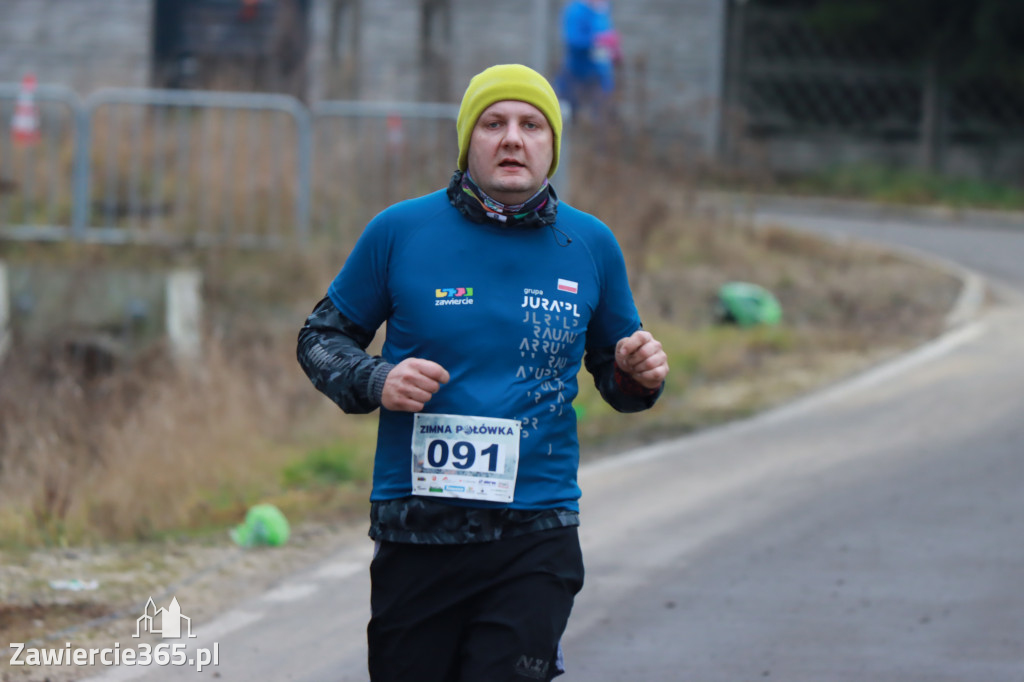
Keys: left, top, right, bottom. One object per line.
{"left": 557, "top": 278, "right": 578, "bottom": 294}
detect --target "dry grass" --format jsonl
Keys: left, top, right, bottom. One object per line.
{"left": 0, "top": 243, "right": 372, "bottom": 547}
{"left": 0, "top": 128, "right": 963, "bottom": 548}
{"left": 564, "top": 128, "right": 962, "bottom": 453}
{"left": 0, "top": 330, "right": 328, "bottom": 545}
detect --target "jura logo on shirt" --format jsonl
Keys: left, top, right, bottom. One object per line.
{"left": 521, "top": 294, "right": 581, "bottom": 317}
{"left": 435, "top": 286, "right": 474, "bottom": 306}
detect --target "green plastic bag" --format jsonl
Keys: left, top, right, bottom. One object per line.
{"left": 230, "top": 504, "right": 290, "bottom": 548}
{"left": 715, "top": 282, "right": 782, "bottom": 327}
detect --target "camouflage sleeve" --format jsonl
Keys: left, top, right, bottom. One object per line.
{"left": 584, "top": 342, "right": 663, "bottom": 413}
{"left": 296, "top": 296, "right": 395, "bottom": 414}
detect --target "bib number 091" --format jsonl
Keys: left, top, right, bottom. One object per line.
{"left": 426, "top": 440, "right": 499, "bottom": 472}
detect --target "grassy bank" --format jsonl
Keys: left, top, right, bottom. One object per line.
{"left": 760, "top": 164, "right": 1024, "bottom": 212}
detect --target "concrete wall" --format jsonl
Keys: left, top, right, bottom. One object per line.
{"left": 1, "top": 262, "right": 202, "bottom": 363}
{"left": 0, "top": 0, "right": 151, "bottom": 93}
{"left": 0, "top": 0, "right": 730, "bottom": 158}
{"left": 613, "top": 0, "right": 729, "bottom": 155}
{"left": 306, "top": 0, "right": 729, "bottom": 156}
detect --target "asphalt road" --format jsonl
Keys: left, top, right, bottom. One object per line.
{"left": 560, "top": 209, "right": 1024, "bottom": 681}
{"left": 84, "top": 209, "right": 1024, "bottom": 682}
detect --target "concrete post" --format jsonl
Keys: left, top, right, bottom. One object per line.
{"left": 0, "top": 261, "right": 9, "bottom": 361}
{"left": 165, "top": 269, "right": 202, "bottom": 363}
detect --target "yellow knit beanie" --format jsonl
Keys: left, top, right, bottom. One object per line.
{"left": 456, "top": 64, "right": 563, "bottom": 178}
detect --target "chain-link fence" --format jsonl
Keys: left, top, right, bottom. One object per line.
{"left": 723, "top": 4, "right": 1024, "bottom": 180}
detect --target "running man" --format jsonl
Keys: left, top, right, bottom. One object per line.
{"left": 297, "top": 63, "right": 668, "bottom": 682}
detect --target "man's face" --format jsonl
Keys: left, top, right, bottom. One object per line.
{"left": 466, "top": 100, "right": 553, "bottom": 205}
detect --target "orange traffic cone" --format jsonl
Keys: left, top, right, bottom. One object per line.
{"left": 386, "top": 113, "right": 405, "bottom": 154}
{"left": 11, "top": 73, "right": 41, "bottom": 146}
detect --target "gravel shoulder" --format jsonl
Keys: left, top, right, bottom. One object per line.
{"left": 1, "top": 516, "right": 370, "bottom": 682}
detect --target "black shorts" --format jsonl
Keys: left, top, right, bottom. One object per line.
{"left": 367, "top": 526, "right": 585, "bottom": 682}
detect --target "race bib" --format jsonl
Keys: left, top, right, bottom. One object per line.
{"left": 411, "top": 413, "right": 521, "bottom": 503}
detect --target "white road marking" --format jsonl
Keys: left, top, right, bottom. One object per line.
{"left": 582, "top": 319, "right": 987, "bottom": 478}
{"left": 312, "top": 560, "right": 365, "bottom": 581}
{"left": 260, "top": 583, "right": 319, "bottom": 603}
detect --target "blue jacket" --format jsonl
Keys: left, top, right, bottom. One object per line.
{"left": 563, "top": 0, "right": 613, "bottom": 51}
{"left": 318, "top": 187, "right": 647, "bottom": 511}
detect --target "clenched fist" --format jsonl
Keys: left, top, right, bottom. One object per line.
{"left": 615, "top": 330, "right": 669, "bottom": 390}
{"left": 381, "top": 358, "right": 450, "bottom": 412}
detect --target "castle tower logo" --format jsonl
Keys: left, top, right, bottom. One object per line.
{"left": 134, "top": 597, "right": 196, "bottom": 639}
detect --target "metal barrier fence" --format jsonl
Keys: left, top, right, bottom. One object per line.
{"left": 0, "top": 82, "right": 83, "bottom": 241}
{"left": 0, "top": 85, "right": 466, "bottom": 248}
{"left": 311, "top": 100, "right": 459, "bottom": 248}
{"left": 84, "top": 89, "right": 313, "bottom": 247}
